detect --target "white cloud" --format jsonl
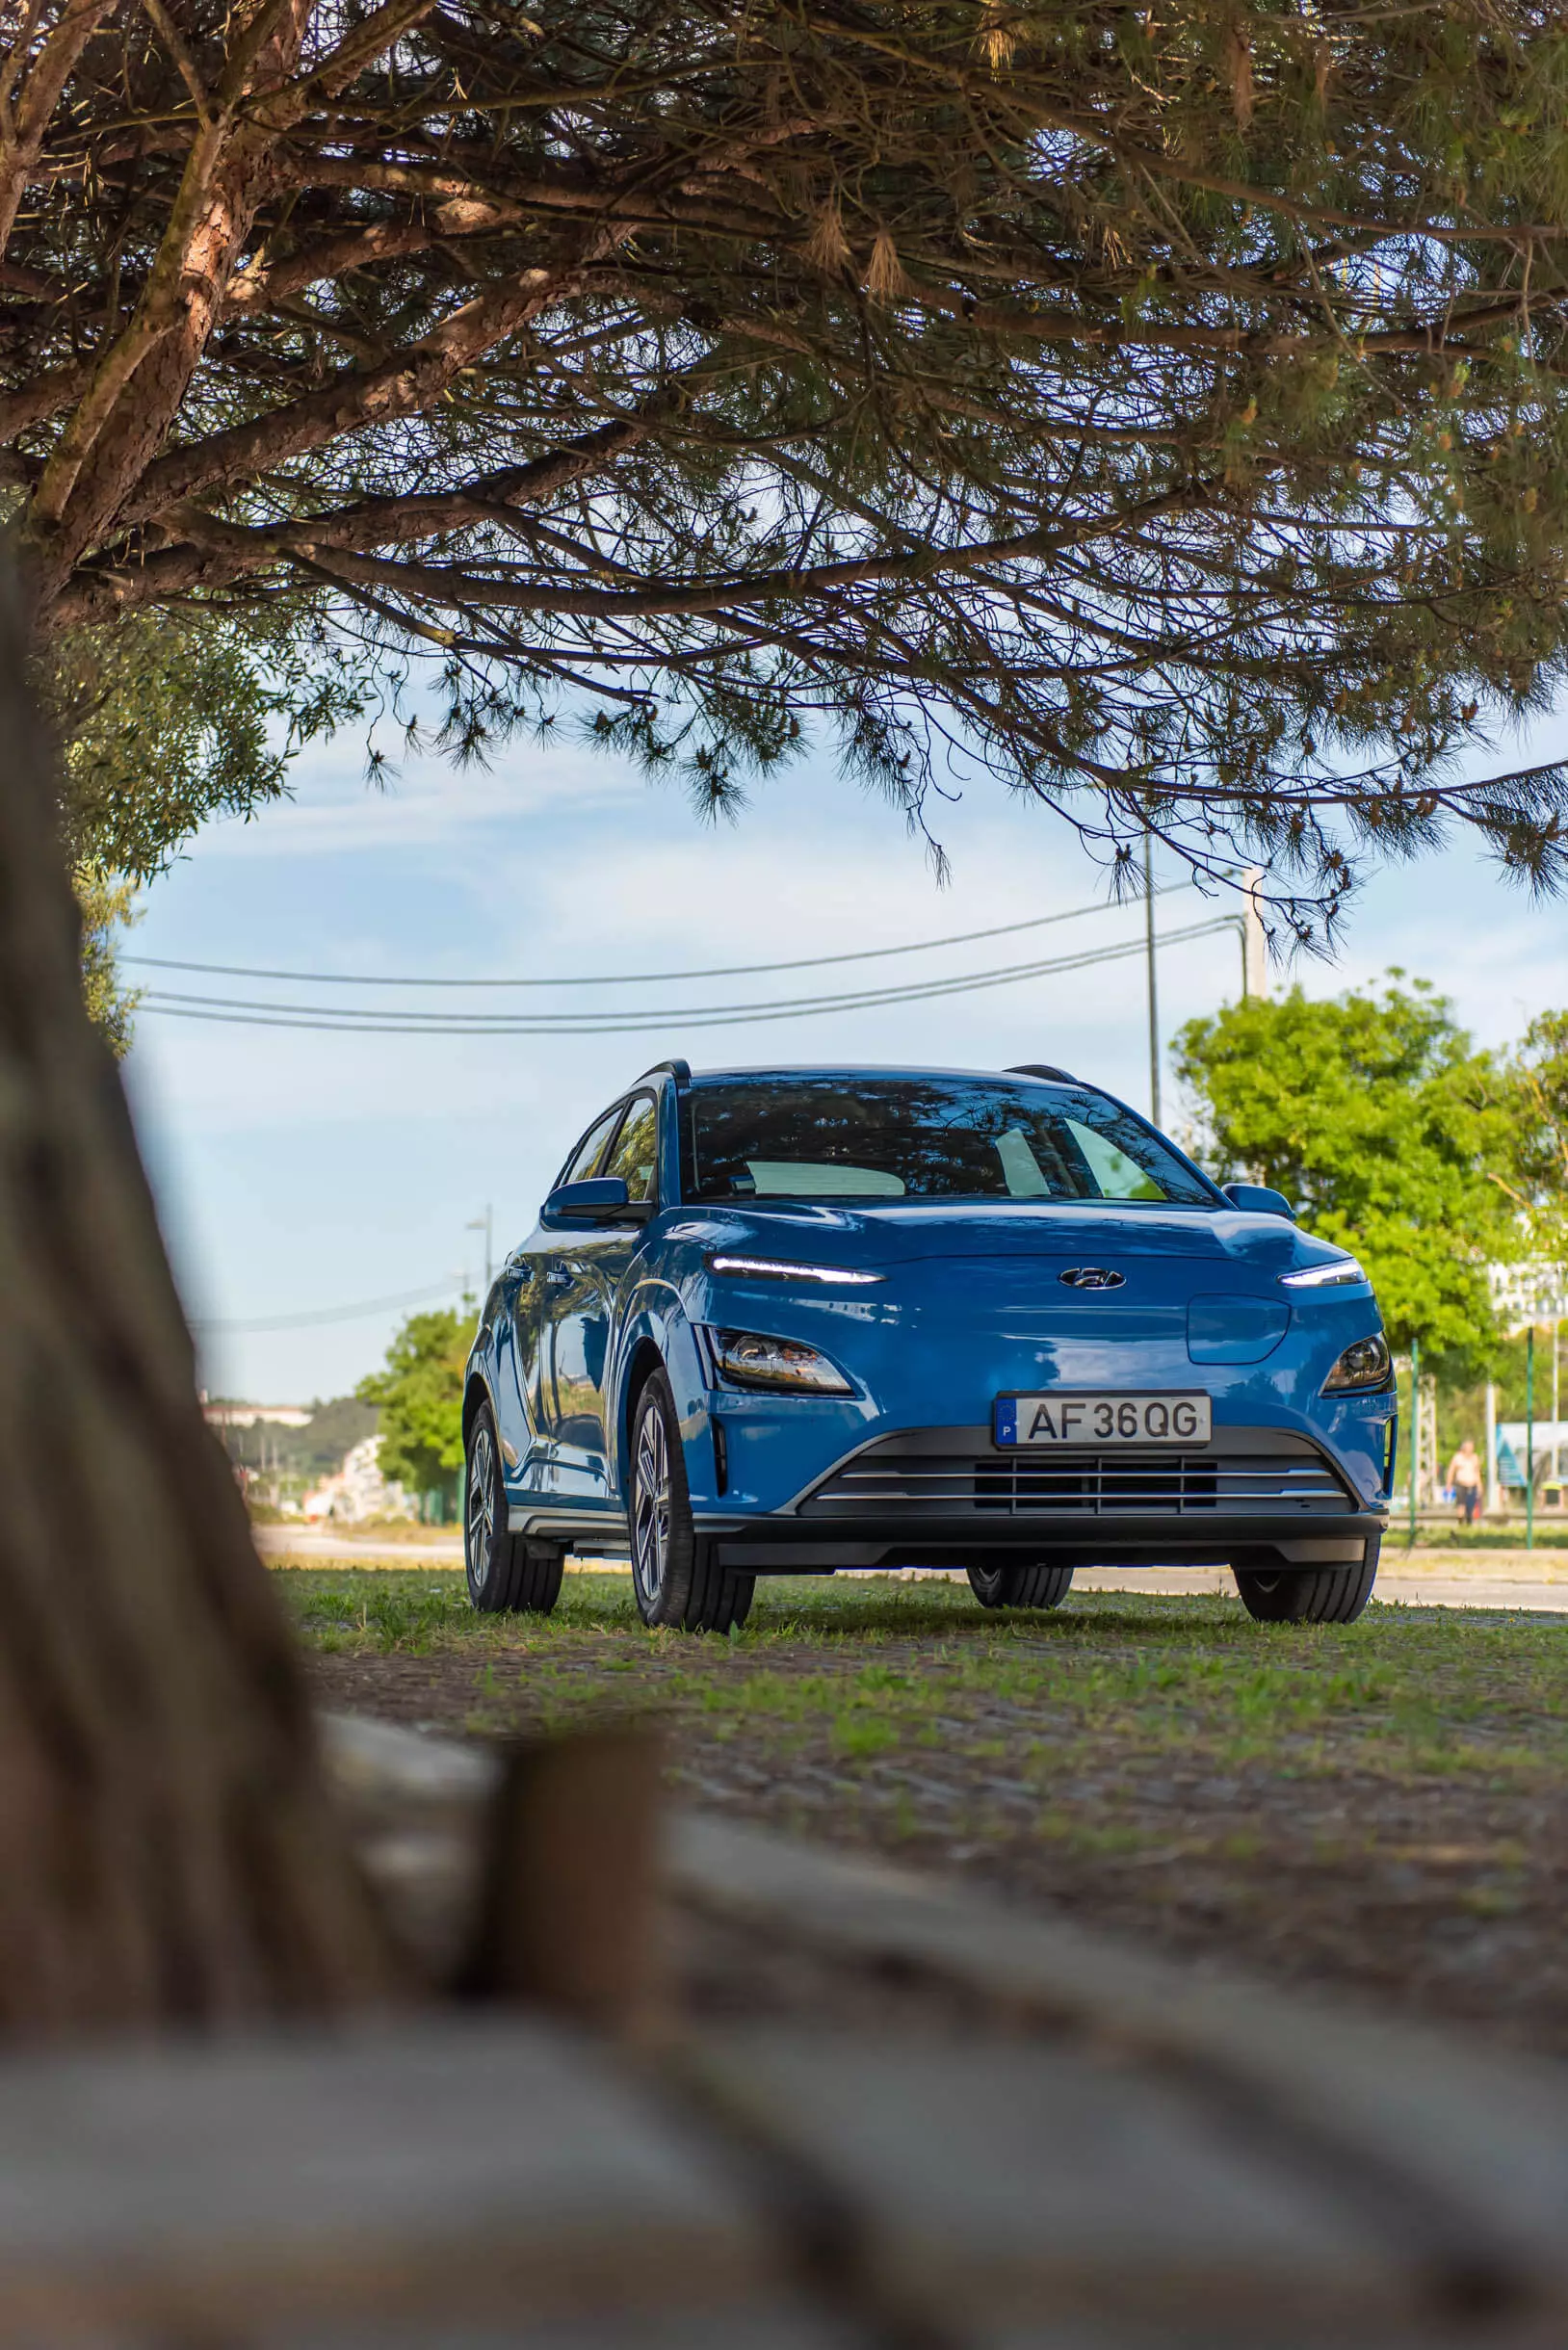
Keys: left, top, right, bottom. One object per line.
{"left": 183, "top": 730, "right": 646, "bottom": 863}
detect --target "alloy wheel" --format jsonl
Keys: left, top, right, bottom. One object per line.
{"left": 466, "top": 1423, "right": 495, "bottom": 1576}
{"left": 633, "top": 1402, "right": 671, "bottom": 1605}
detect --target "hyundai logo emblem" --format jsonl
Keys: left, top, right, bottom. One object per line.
{"left": 1058, "top": 1266, "right": 1125, "bottom": 1291}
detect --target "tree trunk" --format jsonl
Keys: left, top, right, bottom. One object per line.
{"left": 0, "top": 562, "right": 395, "bottom": 2031}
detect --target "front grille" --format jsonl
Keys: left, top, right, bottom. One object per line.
{"left": 799, "top": 1442, "right": 1349, "bottom": 1520}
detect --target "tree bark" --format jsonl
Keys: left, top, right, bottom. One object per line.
{"left": 0, "top": 561, "right": 396, "bottom": 2033}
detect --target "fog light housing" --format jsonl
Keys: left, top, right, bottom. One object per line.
{"left": 1321, "top": 1333, "right": 1394, "bottom": 1394}
{"left": 712, "top": 1328, "right": 853, "bottom": 1395}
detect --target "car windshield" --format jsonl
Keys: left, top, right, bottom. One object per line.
{"left": 684, "top": 1076, "right": 1218, "bottom": 1208}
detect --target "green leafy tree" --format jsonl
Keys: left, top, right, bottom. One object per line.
{"left": 73, "top": 866, "right": 140, "bottom": 1058}
{"left": 1174, "top": 978, "right": 1522, "bottom": 1367}
{"left": 13, "top": 1, "right": 1568, "bottom": 922}
{"left": 45, "top": 612, "right": 289, "bottom": 884}
{"left": 1498, "top": 1011, "right": 1568, "bottom": 1259}
{"left": 35, "top": 603, "right": 366, "bottom": 1048}
{"left": 356, "top": 1309, "right": 472, "bottom": 1514}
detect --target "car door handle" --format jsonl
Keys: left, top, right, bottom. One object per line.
{"left": 546, "top": 1266, "right": 572, "bottom": 1288}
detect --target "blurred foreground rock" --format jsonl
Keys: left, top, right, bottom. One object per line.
{"left": 0, "top": 1710, "right": 1530, "bottom": 2347}
{"left": 0, "top": 1711, "right": 1562, "bottom": 2344}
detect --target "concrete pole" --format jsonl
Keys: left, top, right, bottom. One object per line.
{"left": 1423, "top": 1376, "right": 1438, "bottom": 1513}
{"left": 1241, "top": 867, "right": 1269, "bottom": 1000}
{"left": 1143, "top": 831, "right": 1161, "bottom": 1128}
{"left": 1406, "top": 1340, "right": 1419, "bottom": 1547}
{"left": 466, "top": 1206, "right": 494, "bottom": 1292}
{"left": 1484, "top": 1379, "right": 1499, "bottom": 1516}
{"left": 1526, "top": 1325, "right": 1535, "bottom": 1552}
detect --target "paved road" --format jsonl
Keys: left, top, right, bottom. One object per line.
{"left": 258, "top": 1528, "right": 464, "bottom": 1561}
{"left": 258, "top": 1527, "right": 1568, "bottom": 1613}
{"left": 1072, "top": 1563, "right": 1568, "bottom": 1614}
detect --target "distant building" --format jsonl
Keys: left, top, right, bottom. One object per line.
{"left": 203, "top": 1402, "right": 313, "bottom": 1430}
{"left": 301, "top": 1435, "right": 414, "bottom": 1524}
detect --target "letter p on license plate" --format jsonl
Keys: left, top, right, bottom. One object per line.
{"left": 995, "top": 1393, "right": 1213, "bottom": 1447}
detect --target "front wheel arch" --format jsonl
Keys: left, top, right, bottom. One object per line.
{"left": 461, "top": 1372, "right": 492, "bottom": 1449}
{"left": 617, "top": 1336, "right": 666, "bottom": 1497}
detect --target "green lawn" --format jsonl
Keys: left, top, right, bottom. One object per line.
{"left": 290, "top": 1568, "right": 1568, "bottom": 2046}
{"left": 286, "top": 1567, "right": 1567, "bottom": 1788}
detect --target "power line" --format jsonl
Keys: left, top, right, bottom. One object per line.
{"left": 190, "top": 1278, "right": 467, "bottom": 1334}
{"left": 143, "top": 918, "right": 1241, "bottom": 1037}
{"left": 123, "top": 880, "right": 1199, "bottom": 989}
{"left": 138, "top": 916, "right": 1238, "bottom": 1029}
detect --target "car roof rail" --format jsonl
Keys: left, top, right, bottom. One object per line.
{"left": 1006, "top": 1062, "right": 1076, "bottom": 1084}
{"left": 639, "top": 1058, "right": 692, "bottom": 1090}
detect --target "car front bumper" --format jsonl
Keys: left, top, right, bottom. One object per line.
{"left": 693, "top": 1421, "right": 1387, "bottom": 1573}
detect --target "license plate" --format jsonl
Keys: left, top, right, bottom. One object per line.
{"left": 995, "top": 1393, "right": 1212, "bottom": 1448}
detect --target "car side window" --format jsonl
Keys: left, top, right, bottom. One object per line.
{"left": 994, "top": 1126, "right": 1051, "bottom": 1198}
{"left": 560, "top": 1106, "right": 624, "bottom": 1188}
{"left": 1066, "top": 1117, "right": 1163, "bottom": 1202}
{"left": 602, "top": 1094, "right": 659, "bottom": 1202}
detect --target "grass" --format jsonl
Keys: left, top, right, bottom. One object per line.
{"left": 283, "top": 1568, "right": 1568, "bottom": 1794}
{"left": 289, "top": 1564, "right": 1568, "bottom": 2059}
{"left": 1399, "top": 1525, "right": 1568, "bottom": 1553}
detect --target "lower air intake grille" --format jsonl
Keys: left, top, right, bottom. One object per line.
{"left": 799, "top": 1442, "right": 1348, "bottom": 1520}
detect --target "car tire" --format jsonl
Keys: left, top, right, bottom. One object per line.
{"left": 629, "top": 1371, "right": 754, "bottom": 1633}
{"left": 967, "top": 1560, "right": 1075, "bottom": 1610}
{"left": 1234, "top": 1537, "right": 1379, "bottom": 1625}
{"left": 465, "top": 1402, "right": 563, "bottom": 1614}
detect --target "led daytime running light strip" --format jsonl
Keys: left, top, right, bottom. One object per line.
{"left": 1280, "top": 1258, "right": 1368, "bottom": 1289}
{"left": 708, "top": 1254, "right": 884, "bottom": 1286}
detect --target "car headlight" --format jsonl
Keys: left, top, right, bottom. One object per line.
{"left": 708, "top": 1254, "right": 883, "bottom": 1286}
{"left": 1281, "top": 1256, "right": 1368, "bottom": 1290}
{"left": 712, "top": 1328, "right": 853, "bottom": 1395}
{"left": 1321, "top": 1334, "right": 1394, "bottom": 1394}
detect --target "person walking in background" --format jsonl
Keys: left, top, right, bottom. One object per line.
{"left": 1448, "top": 1437, "right": 1484, "bottom": 1528}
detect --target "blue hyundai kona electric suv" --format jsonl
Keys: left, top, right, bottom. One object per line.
{"left": 461, "top": 1060, "right": 1396, "bottom": 1632}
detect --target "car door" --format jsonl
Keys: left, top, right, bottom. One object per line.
{"left": 509, "top": 1102, "right": 625, "bottom": 1501}
{"left": 543, "top": 1092, "right": 660, "bottom": 1499}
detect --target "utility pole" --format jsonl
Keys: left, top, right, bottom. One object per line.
{"left": 1526, "top": 1323, "right": 1535, "bottom": 1552}
{"left": 1143, "top": 831, "right": 1161, "bottom": 1127}
{"left": 1241, "top": 867, "right": 1269, "bottom": 1001}
{"left": 1484, "top": 1378, "right": 1499, "bottom": 1517}
{"left": 1406, "top": 1338, "right": 1419, "bottom": 1549}
{"left": 466, "top": 1206, "right": 493, "bottom": 1292}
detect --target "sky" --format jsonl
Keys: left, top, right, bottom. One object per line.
{"left": 121, "top": 718, "right": 1567, "bottom": 1404}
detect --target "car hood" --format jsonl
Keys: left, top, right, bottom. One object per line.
{"left": 666, "top": 1199, "right": 1343, "bottom": 1274}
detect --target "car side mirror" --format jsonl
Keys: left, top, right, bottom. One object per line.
{"left": 541, "top": 1175, "right": 652, "bottom": 1225}
{"left": 1223, "top": 1181, "right": 1296, "bottom": 1221}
